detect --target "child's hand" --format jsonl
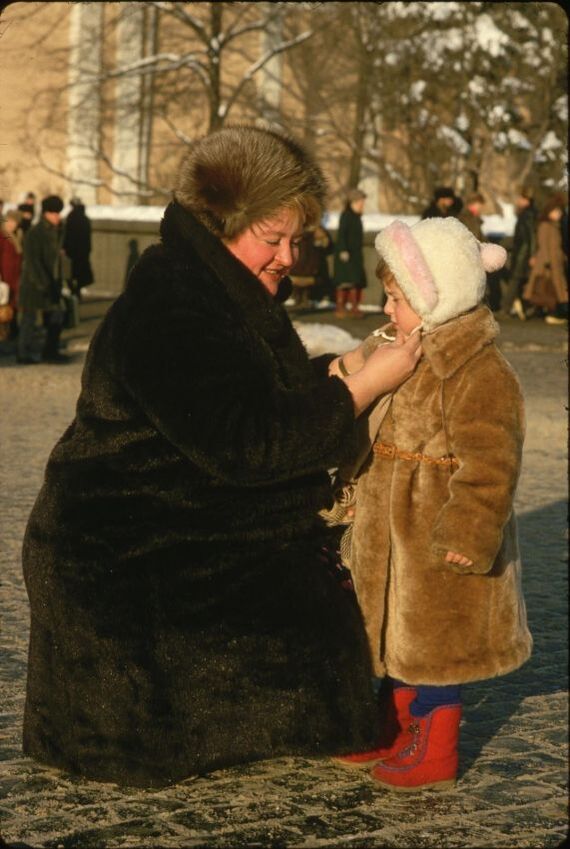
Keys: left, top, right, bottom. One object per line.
{"left": 446, "top": 551, "right": 474, "bottom": 567}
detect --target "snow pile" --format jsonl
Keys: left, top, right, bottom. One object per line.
{"left": 86, "top": 205, "right": 166, "bottom": 222}
{"left": 322, "top": 211, "right": 420, "bottom": 233}
{"left": 293, "top": 322, "right": 362, "bottom": 357}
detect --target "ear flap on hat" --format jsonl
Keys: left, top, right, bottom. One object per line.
{"left": 479, "top": 242, "right": 507, "bottom": 273}
{"left": 385, "top": 220, "right": 438, "bottom": 310}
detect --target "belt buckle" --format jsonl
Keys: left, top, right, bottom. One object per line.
{"left": 380, "top": 442, "right": 396, "bottom": 458}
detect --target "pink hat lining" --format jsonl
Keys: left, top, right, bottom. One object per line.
{"left": 387, "top": 221, "right": 438, "bottom": 310}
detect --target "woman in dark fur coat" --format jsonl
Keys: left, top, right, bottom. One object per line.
{"left": 22, "top": 126, "right": 421, "bottom": 788}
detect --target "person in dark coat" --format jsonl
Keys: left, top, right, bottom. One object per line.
{"left": 62, "top": 197, "right": 94, "bottom": 298}
{"left": 124, "top": 238, "right": 140, "bottom": 289}
{"left": 458, "top": 192, "right": 485, "bottom": 241}
{"left": 420, "top": 186, "right": 457, "bottom": 220}
{"left": 333, "top": 188, "right": 367, "bottom": 318}
{"left": 17, "top": 202, "right": 35, "bottom": 235}
{"left": 288, "top": 222, "right": 333, "bottom": 308}
{"left": 17, "top": 194, "right": 67, "bottom": 364}
{"left": 22, "top": 126, "right": 421, "bottom": 789}
{"left": 500, "top": 188, "right": 537, "bottom": 319}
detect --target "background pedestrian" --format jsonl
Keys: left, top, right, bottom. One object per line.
{"left": 62, "top": 197, "right": 94, "bottom": 299}
{"left": 0, "top": 209, "right": 23, "bottom": 344}
{"left": 458, "top": 192, "right": 485, "bottom": 240}
{"left": 289, "top": 222, "right": 333, "bottom": 309}
{"left": 17, "top": 194, "right": 67, "bottom": 364}
{"left": 16, "top": 203, "right": 35, "bottom": 235}
{"left": 500, "top": 187, "right": 537, "bottom": 320}
{"left": 333, "top": 187, "right": 367, "bottom": 318}
{"left": 523, "top": 194, "right": 568, "bottom": 324}
{"left": 420, "top": 186, "right": 456, "bottom": 220}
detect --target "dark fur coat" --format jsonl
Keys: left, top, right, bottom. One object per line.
{"left": 22, "top": 202, "right": 379, "bottom": 788}
{"left": 333, "top": 207, "right": 367, "bottom": 289}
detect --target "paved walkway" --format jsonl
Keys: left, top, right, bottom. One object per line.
{"left": 0, "top": 305, "right": 567, "bottom": 848}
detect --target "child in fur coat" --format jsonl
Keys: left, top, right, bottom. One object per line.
{"left": 335, "top": 217, "right": 533, "bottom": 791}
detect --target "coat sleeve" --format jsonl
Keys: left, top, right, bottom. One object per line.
{"left": 310, "top": 353, "right": 337, "bottom": 379}
{"left": 117, "top": 296, "right": 357, "bottom": 486}
{"left": 430, "top": 356, "right": 525, "bottom": 574}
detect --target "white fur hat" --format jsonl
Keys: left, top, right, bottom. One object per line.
{"left": 374, "top": 217, "right": 507, "bottom": 330}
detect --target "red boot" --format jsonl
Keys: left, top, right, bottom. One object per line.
{"left": 334, "top": 686, "right": 417, "bottom": 768}
{"left": 371, "top": 704, "right": 462, "bottom": 791}
{"left": 348, "top": 288, "right": 365, "bottom": 317}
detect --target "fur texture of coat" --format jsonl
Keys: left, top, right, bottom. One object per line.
{"left": 350, "top": 306, "right": 532, "bottom": 683}
{"left": 22, "top": 201, "right": 379, "bottom": 788}
{"left": 174, "top": 125, "right": 326, "bottom": 239}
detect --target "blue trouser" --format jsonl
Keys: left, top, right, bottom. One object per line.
{"left": 373, "top": 676, "right": 462, "bottom": 715}
{"left": 392, "top": 677, "right": 462, "bottom": 717}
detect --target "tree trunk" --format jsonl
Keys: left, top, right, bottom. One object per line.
{"left": 138, "top": 4, "right": 158, "bottom": 200}
{"left": 208, "top": 3, "right": 223, "bottom": 131}
{"left": 347, "top": 57, "right": 368, "bottom": 189}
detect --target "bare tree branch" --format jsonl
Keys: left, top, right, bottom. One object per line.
{"left": 220, "top": 29, "right": 313, "bottom": 120}
{"left": 147, "top": 1, "right": 208, "bottom": 42}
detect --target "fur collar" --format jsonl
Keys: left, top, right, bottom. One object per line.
{"left": 160, "top": 201, "right": 292, "bottom": 342}
{"left": 421, "top": 306, "right": 499, "bottom": 379}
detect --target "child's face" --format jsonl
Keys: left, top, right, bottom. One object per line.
{"left": 383, "top": 276, "right": 422, "bottom": 336}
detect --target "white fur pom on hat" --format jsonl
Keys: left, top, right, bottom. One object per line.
{"left": 374, "top": 217, "right": 507, "bottom": 330}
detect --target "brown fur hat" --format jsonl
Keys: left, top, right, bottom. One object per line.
{"left": 174, "top": 125, "right": 326, "bottom": 239}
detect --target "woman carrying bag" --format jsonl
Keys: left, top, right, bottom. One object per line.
{"left": 523, "top": 194, "right": 568, "bottom": 324}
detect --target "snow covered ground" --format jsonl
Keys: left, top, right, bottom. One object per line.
{"left": 75, "top": 204, "right": 519, "bottom": 238}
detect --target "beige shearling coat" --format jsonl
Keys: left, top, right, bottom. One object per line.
{"left": 523, "top": 219, "right": 568, "bottom": 304}
{"left": 350, "top": 306, "right": 533, "bottom": 684}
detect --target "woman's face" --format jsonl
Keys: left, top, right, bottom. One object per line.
{"left": 225, "top": 207, "right": 304, "bottom": 297}
{"left": 548, "top": 207, "right": 562, "bottom": 222}
{"left": 383, "top": 275, "right": 422, "bottom": 336}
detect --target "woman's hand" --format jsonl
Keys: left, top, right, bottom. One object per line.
{"left": 338, "top": 341, "right": 367, "bottom": 374}
{"left": 333, "top": 332, "right": 422, "bottom": 415}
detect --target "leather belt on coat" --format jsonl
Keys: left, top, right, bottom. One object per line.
{"left": 373, "top": 441, "right": 459, "bottom": 468}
